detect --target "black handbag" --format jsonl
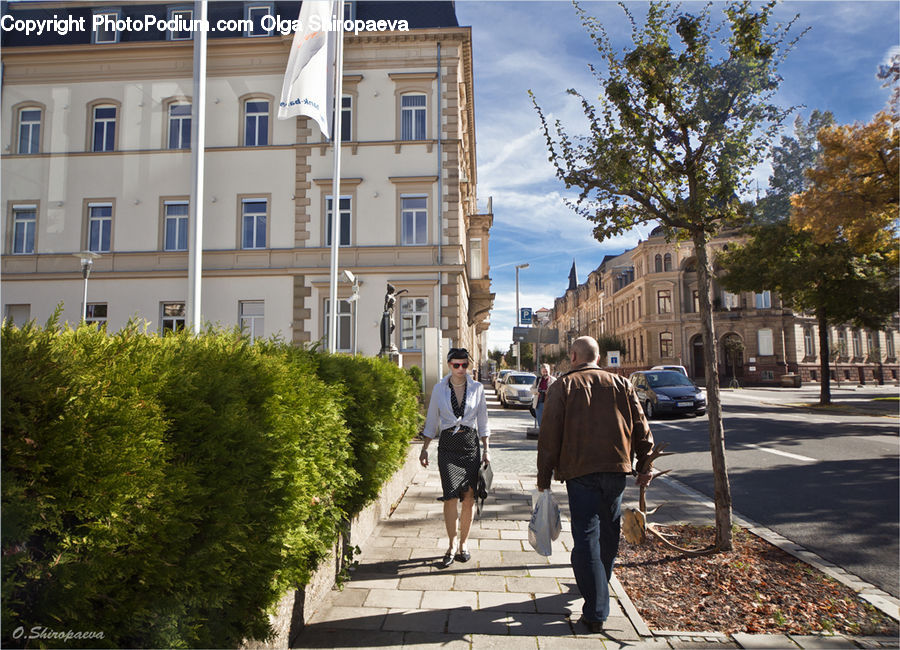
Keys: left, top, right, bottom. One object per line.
{"left": 476, "top": 462, "right": 494, "bottom": 516}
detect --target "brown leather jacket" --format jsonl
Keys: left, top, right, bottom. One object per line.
{"left": 537, "top": 363, "right": 654, "bottom": 489}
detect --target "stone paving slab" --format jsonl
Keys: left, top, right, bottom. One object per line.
{"left": 788, "top": 635, "right": 860, "bottom": 648}
{"left": 732, "top": 632, "right": 798, "bottom": 648}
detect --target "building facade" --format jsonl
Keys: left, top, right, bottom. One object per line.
{"left": 1, "top": 1, "right": 494, "bottom": 370}
{"left": 545, "top": 228, "right": 899, "bottom": 385}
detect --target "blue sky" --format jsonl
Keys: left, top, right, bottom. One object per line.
{"left": 453, "top": 1, "right": 900, "bottom": 352}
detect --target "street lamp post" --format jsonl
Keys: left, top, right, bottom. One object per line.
{"left": 73, "top": 251, "right": 100, "bottom": 322}
{"left": 515, "top": 262, "right": 529, "bottom": 370}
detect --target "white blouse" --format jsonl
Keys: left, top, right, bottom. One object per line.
{"left": 422, "top": 374, "right": 490, "bottom": 439}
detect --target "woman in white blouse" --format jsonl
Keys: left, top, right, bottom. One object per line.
{"left": 419, "top": 348, "right": 490, "bottom": 568}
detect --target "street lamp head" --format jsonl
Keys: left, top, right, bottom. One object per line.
{"left": 73, "top": 251, "right": 100, "bottom": 270}
{"left": 516, "top": 262, "right": 530, "bottom": 270}
{"left": 342, "top": 269, "right": 356, "bottom": 284}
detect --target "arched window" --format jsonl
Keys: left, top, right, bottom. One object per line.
{"left": 663, "top": 253, "right": 672, "bottom": 272}
{"left": 654, "top": 254, "right": 662, "bottom": 273}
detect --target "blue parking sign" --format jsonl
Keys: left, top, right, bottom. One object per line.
{"left": 520, "top": 307, "right": 532, "bottom": 326}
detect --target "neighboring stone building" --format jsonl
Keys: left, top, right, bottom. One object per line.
{"left": 1, "top": 1, "right": 494, "bottom": 370}
{"left": 545, "top": 228, "right": 899, "bottom": 385}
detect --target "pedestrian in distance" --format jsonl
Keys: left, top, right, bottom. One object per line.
{"left": 536, "top": 336, "right": 655, "bottom": 633}
{"left": 531, "top": 363, "right": 556, "bottom": 426}
{"left": 420, "top": 348, "right": 491, "bottom": 568}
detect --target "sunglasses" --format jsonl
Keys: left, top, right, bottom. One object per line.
{"left": 451, "top": 362, "right": 469, "bottom": 369}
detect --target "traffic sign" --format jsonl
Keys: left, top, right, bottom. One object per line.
{"left": 519, "top": 307, "right": 532, "bottom": 326}
{"left": 513, "top": 327, "right": 559, "bottom": 344}
{"left": 606, "top": 350, "right": 621, "bottom": 367}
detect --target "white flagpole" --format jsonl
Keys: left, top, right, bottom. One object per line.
{"left": 187, "top": 0, "right": 207, "bottom": 335}
{"left": 327, "top": 1, "right": 344, "bottom": 353}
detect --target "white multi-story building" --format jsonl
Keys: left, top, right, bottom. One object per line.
{"left": 1, "top": 1, "right": 494, "bottom": 371}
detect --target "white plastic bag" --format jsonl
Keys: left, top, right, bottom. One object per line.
{"left": 528, "top": 489, "right": 561, "bottom": 556}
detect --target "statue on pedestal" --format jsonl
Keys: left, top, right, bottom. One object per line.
{"left": 379, "top": 283, "right": 407, "bottom": 356}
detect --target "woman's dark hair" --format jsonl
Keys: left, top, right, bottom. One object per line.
{"left": 447, "top": 347, "right": 469, "bottom": 362}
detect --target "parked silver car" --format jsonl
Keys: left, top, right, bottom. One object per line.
{"left": 493, "top": 369, "right": 512, "bottom": 393}
{"left": 498, "top": 372, "right": 537, "bottom": 408}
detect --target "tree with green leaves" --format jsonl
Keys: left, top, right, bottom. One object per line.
{"left": 720, "top": 111, "right": 899, "bottom": 404}
{"left": 531, "top": 0, "right": 803, "bottom": 551}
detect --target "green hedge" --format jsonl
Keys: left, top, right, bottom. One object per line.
{"left": 2, "top": 321, "right": 422, "bottom": 648}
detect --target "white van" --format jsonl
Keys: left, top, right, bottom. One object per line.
{"left": 650, "top": 365, "right": 688, "bottom": 376}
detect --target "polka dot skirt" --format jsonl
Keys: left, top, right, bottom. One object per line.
{"left": 437, "top": 384, "right": 480, "bottom": 501}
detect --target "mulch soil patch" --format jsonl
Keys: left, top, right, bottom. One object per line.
{"left": 616, "top": 524, "right": 899, "bottom": 637}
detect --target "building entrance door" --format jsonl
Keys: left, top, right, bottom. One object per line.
{"left": 691, "top": 335, "right": 704, "bottom": 381}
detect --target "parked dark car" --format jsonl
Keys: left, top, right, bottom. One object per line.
{"left": 629, "top": 370, "right": 706, "bottom": 419}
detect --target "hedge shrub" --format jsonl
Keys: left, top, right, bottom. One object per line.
{"left": 2, "top": 322, "right": 398, "bottom": 648}
{"left": 313, "top": 354, "right": 424, "bottom": 515}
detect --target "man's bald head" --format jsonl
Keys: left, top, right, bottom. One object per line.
{"left": 571, "top": 336, "right": 600, "bottom": 365}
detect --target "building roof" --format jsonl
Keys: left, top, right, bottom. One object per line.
{"left": 1, "top": 1, "right": 459, "bottom": 47}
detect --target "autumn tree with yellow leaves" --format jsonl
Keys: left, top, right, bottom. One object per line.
{"left": 791, "top": 111, "right": 899, "bottom": 261}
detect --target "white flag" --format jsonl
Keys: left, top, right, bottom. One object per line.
{"left": 278, "top": 0, "right": 337, "bottom": 138}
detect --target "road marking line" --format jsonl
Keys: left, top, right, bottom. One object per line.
{"left": 740, "top": 442, "right": 816, "bottom": 462}
{"left": 652, "top": 422, "right": 686, "bottom": 430}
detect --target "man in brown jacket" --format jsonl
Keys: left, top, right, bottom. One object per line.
{"left": 537, "top": 336, "right": 654, "bottom": 633}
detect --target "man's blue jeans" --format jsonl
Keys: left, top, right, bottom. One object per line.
{"left": 565, "top": 472, "right": 627, "bottom": 623}
{"left": 535, "top": 400, "right": 545, "bottom": 426}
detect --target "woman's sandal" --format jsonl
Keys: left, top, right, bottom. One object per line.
{"left": 454, "top": 548, "right": 471, "bottom": 563}
{"left": 441, "top": 549, "right": 455, "bottom": 568}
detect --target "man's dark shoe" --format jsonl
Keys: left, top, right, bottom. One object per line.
{"left": 578, "top": 616, "right": 604, "bottom": 634}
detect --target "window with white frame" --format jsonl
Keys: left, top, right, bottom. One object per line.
{"left": 341, "top": 95, "right": 352, "bottom": 141}
{"left": 161, "top": 302, "right": 186, "bottom": 333}
{"left": 164, "top": 202, "right": 189, "bottom": 251}
{"left": 4, "top": 304, "right": 30, "bottom": 326}
{"left": 401, "top": 195, "right": 427, "bottom": 245}
{"left": 758, "top": 328, "right": 774, "bottom": 356}
{"left": 755, "top": 290, "right": 771, "bottom": 309}
{"left": 92, "top": 9, "right": 120, "bottom": 44}
{"left": 654, "top": 254, "right": 662, "bottom": 273}
{"left": 722, "top": 290, "right": 740, "bottom": 310}
{"left": 400, "top": 94, "right": 426, "bottom": 140}
{"left": 239, "top": 301, "right": 265, "bottom": 342}
{"left": 245, "top": 3, "right": 274, "bottom": 36}
{"left": 244, "top": 100, "right": 269, "bottom": 146}
{"left": 167, "top": 7, "right": 193, "bottom": 40}
{"left": 400, "top": 297, "right": 428, "bottom": 351}
{"left": 343, "top": 1, "right": 355, "bottom": 21}
{"left": 92, "top": 105, "right": 117, "bottom": 152}
{"left": 168, "top": 103, "right": 191, "bottom": 149}
{"left": 886, "top": 331, "right": 895, "bottom": 358}
{"left": 88, "top": 203, "right": 112, "bottom": 253}
{"left": 804, "top": 326, "right": 815, "bottom": 357}
{"left": 866, "top": 330, "right": 877, "bottom": 358}
{"left": 241, "top": 199, "right": 267, "bottom": 249}
{"left": 663, "top": 253, "right": 672, "bottom": 272}
{"left": 85, "top": 303, "right": 108, "bottom": 328}
{"left": 659, "top": 332, "right": 674, "bottom": 358}
{"left": 692, "top": 289, "right": 700, "bottom": 313}
{"left": 324, "top": 298, "right": 352, "bottom": 352}
{"left": 18, "top": 108, "right": 41, "bottom": 154}
{"left": 852, "top": 329, "right": 862, "bottom": 357}
{"left": 656, "top": 289, "right": 672, "bottom": 314}
{"left": 12, "top": 205, "right": 36, "bottom": 255}
{"left": 470, "top": 238, "right": 483, "bottom": 279}
{"left": 837, "top": 329, "right": 847, "bottom": 356}
{"left": 326, "top": 196, "right": 351, "bottom": 247}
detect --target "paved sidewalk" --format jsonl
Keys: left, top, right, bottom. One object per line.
{"left": 292, "top": 384, "right": 899, "bottom": 649}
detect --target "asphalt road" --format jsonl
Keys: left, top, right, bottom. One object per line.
{"left": 641, "top": 387, "right": 899, "bottom": 598}
{"left": 483, "top": 383, "right": 900, "bottom": 598}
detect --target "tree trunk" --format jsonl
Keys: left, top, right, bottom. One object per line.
{"left": 817, "top": 307, "right": 832, "bottom": 405}
{"left": 693, "top": 231, "right": 733, "bottom": 551}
